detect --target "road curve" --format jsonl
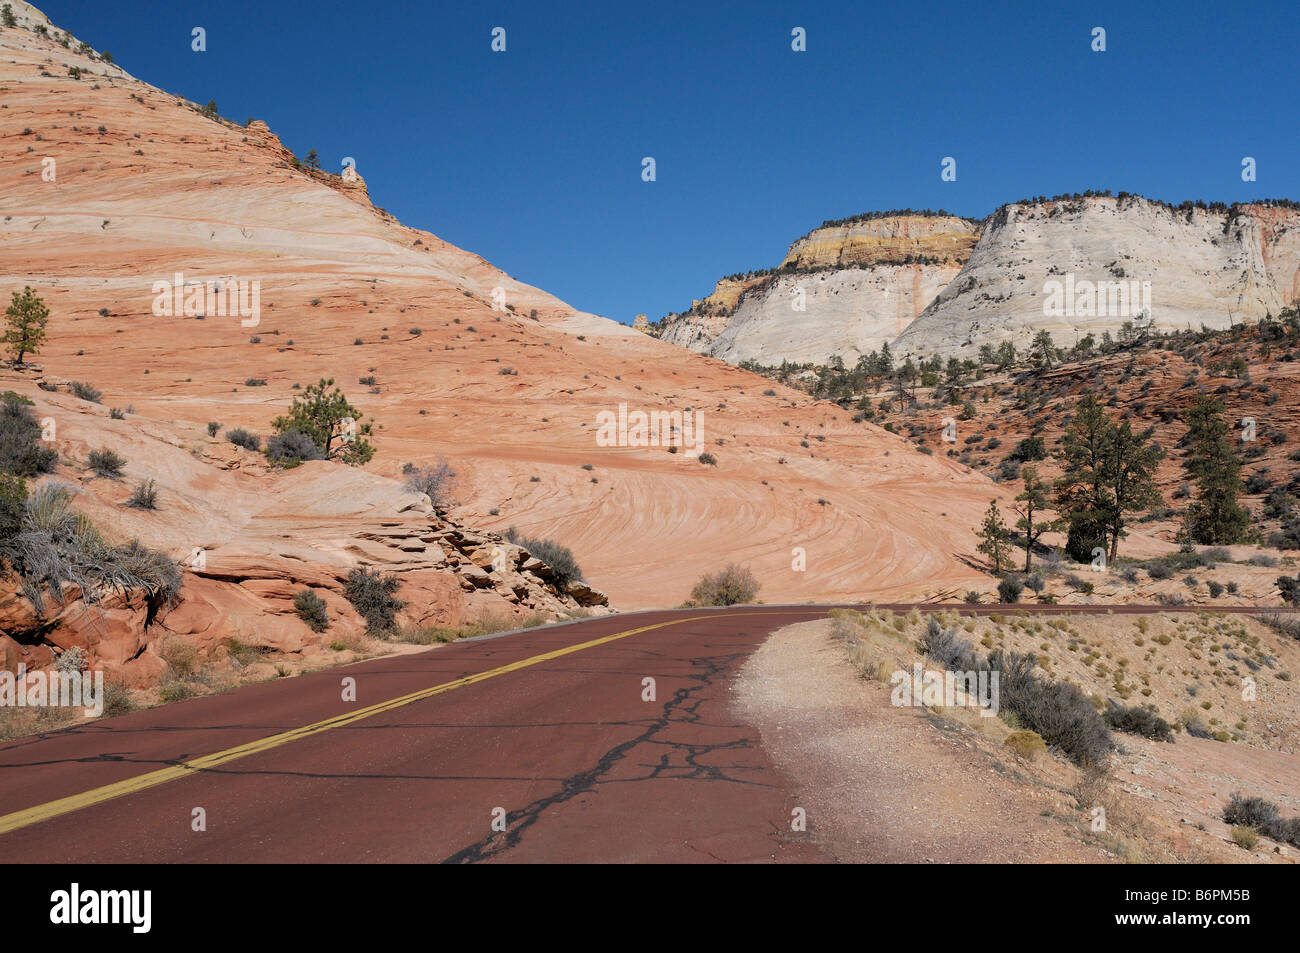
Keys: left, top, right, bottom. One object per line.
{"left": 1, "top": 602, "right": 1291, "bottom": 863}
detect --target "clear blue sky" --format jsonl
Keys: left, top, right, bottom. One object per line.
{"left": 45, "top": 0, "right": 1300, "bottom": 323}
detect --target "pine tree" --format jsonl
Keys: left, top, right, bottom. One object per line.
{"left": 1055, "top": 393, "right": 1163, "bottom": 562}
{"left": 1102, "top": 419, "right": 1163, "bottom": 558}
{"left": 976, "top": 499, "right": 1011, "bottom": 573}
{"left": 1031, "top": 329, "right": 1057, "bottom": 369}
{"left": 271, "top": 378, "right": 374, "bottom": 465}
{"left": 1014, "top": 465, "right": 1055, "bottom": 571}
{"left": 1, "top": 5, "right": 15, "bottom": 28}
{"left": 1182, "top": 394, "right": 1249, "bottom": 544}
{"left": 4, "top": 286, "right": 49, "bottom": 365}
{"left": 304, "top": 149, "right": 320, "bottom": 171}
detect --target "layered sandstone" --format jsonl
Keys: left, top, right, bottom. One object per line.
{"left": 0, "top": 5, "right": 1008, "bottom": 683}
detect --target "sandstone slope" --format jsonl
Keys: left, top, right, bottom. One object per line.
{"left": 0, "top": 0, "right": 1007, "bottom": 677}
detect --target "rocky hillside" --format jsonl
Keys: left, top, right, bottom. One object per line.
{"left": 660, "top": 195, "right": 1300, "bottom": 368}
{"left": 657, "top": 213, "right": 976, "bottom": 365}
{"left": 0, "top": 3, "right": 1015, "bottom": 691}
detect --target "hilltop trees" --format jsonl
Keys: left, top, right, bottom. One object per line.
{"left": 271, "top": 378, "right": 374, "bottom": 465}
{"left": 1181, "top": 394, "right": 1250, "bottom": 544}
{"left": 1030, "top": 330, "right": 1058, "bottom": 369}
{"left": 4, "top": 286, "right": 49, "bottom": 366}
{"left": 1, "top": 5, "right": 16, "bottom": 28}
{"left": 1054, "top": 393, "right": 1163, "bottom": 562}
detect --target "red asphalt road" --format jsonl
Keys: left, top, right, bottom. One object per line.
{"left": 2, "top": 602, "right": 1292, "bottom": 863}
{"left": 1, "top": 607, "right": 837, "bottom": 863}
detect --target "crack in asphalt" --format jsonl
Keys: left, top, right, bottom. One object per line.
{"left": 440, "top": 650, "right": 768, "bottom": 863}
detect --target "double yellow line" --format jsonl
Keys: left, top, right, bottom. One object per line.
{"left": 1, "top": 615, "right": 729, "bottom": 837}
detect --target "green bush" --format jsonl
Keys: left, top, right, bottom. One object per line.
{"left": 293, "top": 589, "right": 329, "bottom": 632}
{"left": 0, "top": 392, "right": 57, "bottom": 476}
{"left": 504, "top": 527, "right": 583, "bottom": 587}
{"left": 343, "top": 567, "right": 405, "bottom": 635}
{"left": 689, "top": 563, "right": 760, "bottom": 606}
{"left": 1104, "top": 704, "right": 1173, "bottom": 741}
{"left": 225, "top": 428, "right": 261, "bottom": 451}
{"left": 69, "top": 380, "right": 102, "bottom": 403}
{"left": 997, "top": 576, "right": 1024, "bottom": 603}
{"left": 206, "top": 421, "right": 221, "bottom": 437}
{"left": 87, "top": 447, "right": 126, "bottom": 478}
{"left": 126, "top": 479, "right": 158, "bottom": 509}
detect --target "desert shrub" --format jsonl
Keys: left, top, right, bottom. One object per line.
{"left": 963, "top": 590, "right": 982, "bottom": 604}
{"left": 0, "top": 483, "right": 181, "bottom": 616}
{"left": 923, "top": 617, "right": 1111, "bottom": 767}
{"left": 206, "top": 421, "right": 221, "bottom": 437}
{"left": 0, "top": 392, "right": 57, "bottom": 476}
{"left": 1004, "top": 730, "right": 1047, "bottom": 760}
{"left": 244, "top": 377, "right": 267, "bottom": 387}
{"left": 265, "top": 429, "right": 323, "bottom": 465}
{"left": 1148, "top": 563, "right": 1174, "bottom": 580}
{"left": 1009, "top": 435, "right": 1047, "bottom": 462}
{"left": 109, "top": 407, "right": 125, "bottom": 419}
{"left": 403, "top": 458, "right": 457, "bottom": 508}
{"left": 1064, "top": 574, "right": 1095, "bottom": 594}
{"left": 69, "top": 380, "right": 102, "bottom": 403}
{"left": 997, "top": 576, "right": 1024, "bottom": 603}
{"left": 102, "top": 682, "right": 135, "bottom": 716}
{"left": 688, "top": 563, "right": 759, "bottom": 606}
{"left": 1181, "top": 710, "right": 1213, "bottom": 738}
{"left": 0, "top": 473, "right": 26, "bottom": 538}
{"left": 1279, "top": 575, "right": 1300, "bottom": 605}
{"left": 56, "top": 645, "right": 87, "bottom": 673}
{"left": 504, "top": 527, "right": 584, "bottom": 587}
{"left": 1207, "top": 580, "right": 1225, "bottom": 598}
{"left": 225, "top": 428, "right": 261, "bottom": 451}
{"left": 293, "top": 589, "right": 329, "bottom": 632}
{"left": 126, "top": 479, "right": 158, "bottom": 509}
{"left": 1223, "top": 792, "right": 1281, "bottom": 832}
{"left": 159, "top": 635, "right": 198, "bottom": 679}
{"left": 698, "top": 452, "right": 718, "bottom": 466}
{"left": 1230, "top": 826, "right": 1259, "bottom": 850}
{"left": 1120, "top": 566, "right": 1140, "bottom": 583}
{"left": 343, "top": 566, "right": 405, "bottom": 635}
{"left": 1104, "top": 704, "right": 1174, "bottom": 741}
{"left": 87, "top": 447, "right": 125, "bottom": 478}
{"left": 1024, "top": 573, "right": 1045, "bottom": 592}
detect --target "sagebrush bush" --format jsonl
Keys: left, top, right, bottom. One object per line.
{"left": 343, "top": 567, "right": 405, "bottom": 635}
{"left": 87, "top": 446, "right": 126, "bottom": 478}
{"left": 688, "top": 563, "right": 759, "bottom": 606}
{"left": 505, "top": 526, "right": 584, "bottom": 587}
{"left": 293, "top": 589, "right": 329, "bottom": 632}
{"left": 69, "top": 380, "right": 102, "bottom": 403}
{"left": 126, "top": 479, "right": 158, "bottom": 510}
{"left": 923, "top": 617, "right": 1111, "bottom": 768}
{"left": 206, "top": 421, "right": 221, "bottom": 437}
{"left": 1104, "top": 704, "right": 1173, "bottom": 741}
{"left": 0, "top": 392, "right": 57, "bottom": 477}
{"left": 225, "top": 428, "right": 261, "bottom": 451}
{"left": 997, "top": 576, "right": 1024, "bottom": 603}
{"left": 403, "top": 458, "right": 457, "bottom": 508}
{"left": 265, "top": 429, "right": 323, "bottom": 465}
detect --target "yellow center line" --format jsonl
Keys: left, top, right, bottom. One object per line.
{"left": 0, "top": 609, "right": 817, "bottom": 837}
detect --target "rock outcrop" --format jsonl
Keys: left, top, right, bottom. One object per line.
{"left": 894, "top": 196, "right": 1300, "bottom": 358}
{"left": 657, "top": 214, "right": 977, "bottom": 365}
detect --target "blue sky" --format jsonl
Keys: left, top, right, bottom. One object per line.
{"left": 45, "top": 0, "right": 1300, "bottom": 323}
